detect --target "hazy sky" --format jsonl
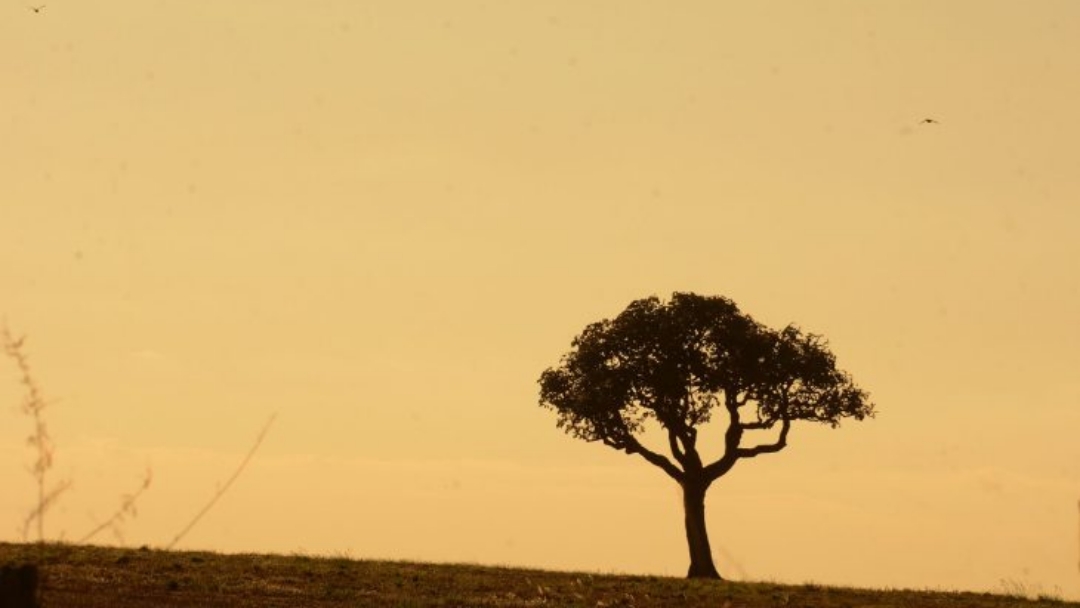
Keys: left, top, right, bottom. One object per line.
{"left": 3, "top": 0, "right": 1079, "bottom": 599}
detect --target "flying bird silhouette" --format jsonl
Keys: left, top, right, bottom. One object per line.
{"left": 29, "top": 4, "right": 45, "bottom": 12}
{"left": 920, "top": 118, "right": 939, "bottom": 125}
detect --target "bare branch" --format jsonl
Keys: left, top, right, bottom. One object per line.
{"left": 735, "top": 418, "right": 791, "bottom": 458}
{"left": 702, "top": 410, "right": 789, "bottom": 481}
{"left": 702, "top": 414, "right": 740, "bottom": 481}
{"left": 600, "top": 436, "right": 623, "bottom": 450}
{"left": 77, "top": 468, "right": 153, "bottom": 544}
{"left": 3, "top": 323, "right": 69, "bottom": 543}
{"left": 720, "top": 400, "right": 743, "bottom": 463}
{"left": 166, "top": 413, "right": 277, "bottom": 549}
{"left": 667, "top": 429, "right": 687, "bottom": 466}
{"left": 19, "top": 480, "right": 72, "bottom": 542}
{"left": 623, "top": 435, "right": 684, "bottom": 481}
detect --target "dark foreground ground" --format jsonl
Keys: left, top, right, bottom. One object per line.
{"left": 1, "top": 542, "right": 1075, "bottom": 608}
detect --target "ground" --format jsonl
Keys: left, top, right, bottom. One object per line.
{"left": 0, "top": 542, "right": 1075, "bottom": 607}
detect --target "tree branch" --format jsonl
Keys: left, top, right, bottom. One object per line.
{"left": 721, "top": 400, "right": 742, "bottom": 461}
{"left": 700, "top": 401, "right": 743, "bottom": 481}
{"left": 623, "top": 435, "right": 684, "bottom": 481}
{"left": 667, "top": 429, "right": 687, "bottom": 466}
{"left": 702, "top": 409, "right": 791, "bottom": 481}
{"left": 77, "top": 469, "right": 152, "bottom": 544}
{"left": 735, "top": 418, "right": 791, "bottom": 458}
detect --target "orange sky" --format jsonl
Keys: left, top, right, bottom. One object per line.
{"left": 2, "top": 0, "right": 1079, "bottom": 599}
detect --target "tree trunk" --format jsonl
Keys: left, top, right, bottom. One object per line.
{"left": 682, "top": 479, "right": 722, "bottom": 579}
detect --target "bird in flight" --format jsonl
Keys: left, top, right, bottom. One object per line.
{"left": 28, "top": 4, "right": 45, "bottom": 12}
{"left": 920, "top": 118, "right": 940, "bottom": 125}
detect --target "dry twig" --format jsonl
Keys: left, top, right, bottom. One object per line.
{"left": 166, "top": 413, "right": 278, "bottom": 549}
{"left": 77, "top": 469, "right": 153, "bottom": 544}
{"left": 2, "top": 324, "right": 71, "bottom": 543}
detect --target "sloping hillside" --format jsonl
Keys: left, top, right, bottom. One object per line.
{"left": 1, "top": 542, "right": 1074, "bottom": 607}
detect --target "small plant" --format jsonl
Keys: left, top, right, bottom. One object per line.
{"left": 998, "top": 577, "right": 1066, "bottom": 602}
{"left": 77, "top": 469, "right": 154, "bottom": 544}
{"left": 2, "top": 324, "right": 71, "bottom": 544}
{"left": 999, "top": 577, "right": 1030, "bottom": 599}
{"left": 5, "top": 322, "right": 276, "bottom": 555}
{"left": 3, "top": 322, "right": 152, "bottom": 547}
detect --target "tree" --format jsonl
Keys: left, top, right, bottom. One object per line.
{"left": 538, "top": 292, "right": 873, "bottom": 579}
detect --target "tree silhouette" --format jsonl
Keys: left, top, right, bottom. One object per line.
{"left": 538, "top": 293, "right": 874, "bottom": 579}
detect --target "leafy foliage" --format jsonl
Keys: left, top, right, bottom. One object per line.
{"left": 539, "top": 293, "right": 873, "bottom": 482}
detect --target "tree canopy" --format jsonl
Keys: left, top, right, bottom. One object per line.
{"left": 538, "top": 292, "right": 874, "bottom": 578}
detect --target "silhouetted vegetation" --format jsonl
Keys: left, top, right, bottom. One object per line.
{"left": 1, "top": 543, "right": 1072, "bottom": 608}
{"left": 165, "top": 413, "right": 277, "bottom": 550}
{"left": 2, "top": 325, "right": 71, "bottom": 545}
{"left": 539, "top": 293, "right": 874, "bottom": 579}
{"left": 3, "top": 323, "right": 274, "bottom": 552}
{"left": 2, "top": 324, "right": 153, "bottom": 549}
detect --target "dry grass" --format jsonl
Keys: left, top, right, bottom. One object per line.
{"left": 3, "top": 324, "right": 273, "bottom": 551}
{"left": 3, "top": 324, "right": 157, "bottom": 551}
{"left": 1, "top": 542, "right": 1075, "bottom": 608}
{"left": 2, "top": 325, "right": 71, "bottom": 543}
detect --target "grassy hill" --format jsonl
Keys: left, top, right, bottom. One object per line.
{"left": 1, "top": 542, "right": 1075, "bottom": 607}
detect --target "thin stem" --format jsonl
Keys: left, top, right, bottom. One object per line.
{"left": 2, "top": 324, "right": 66, "bottom": 544}
{"left": 77, "top": 469, "right": 153, "bottom": 544}
{"left": 166, "top": 413, "right": 278, "bottom": 550}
